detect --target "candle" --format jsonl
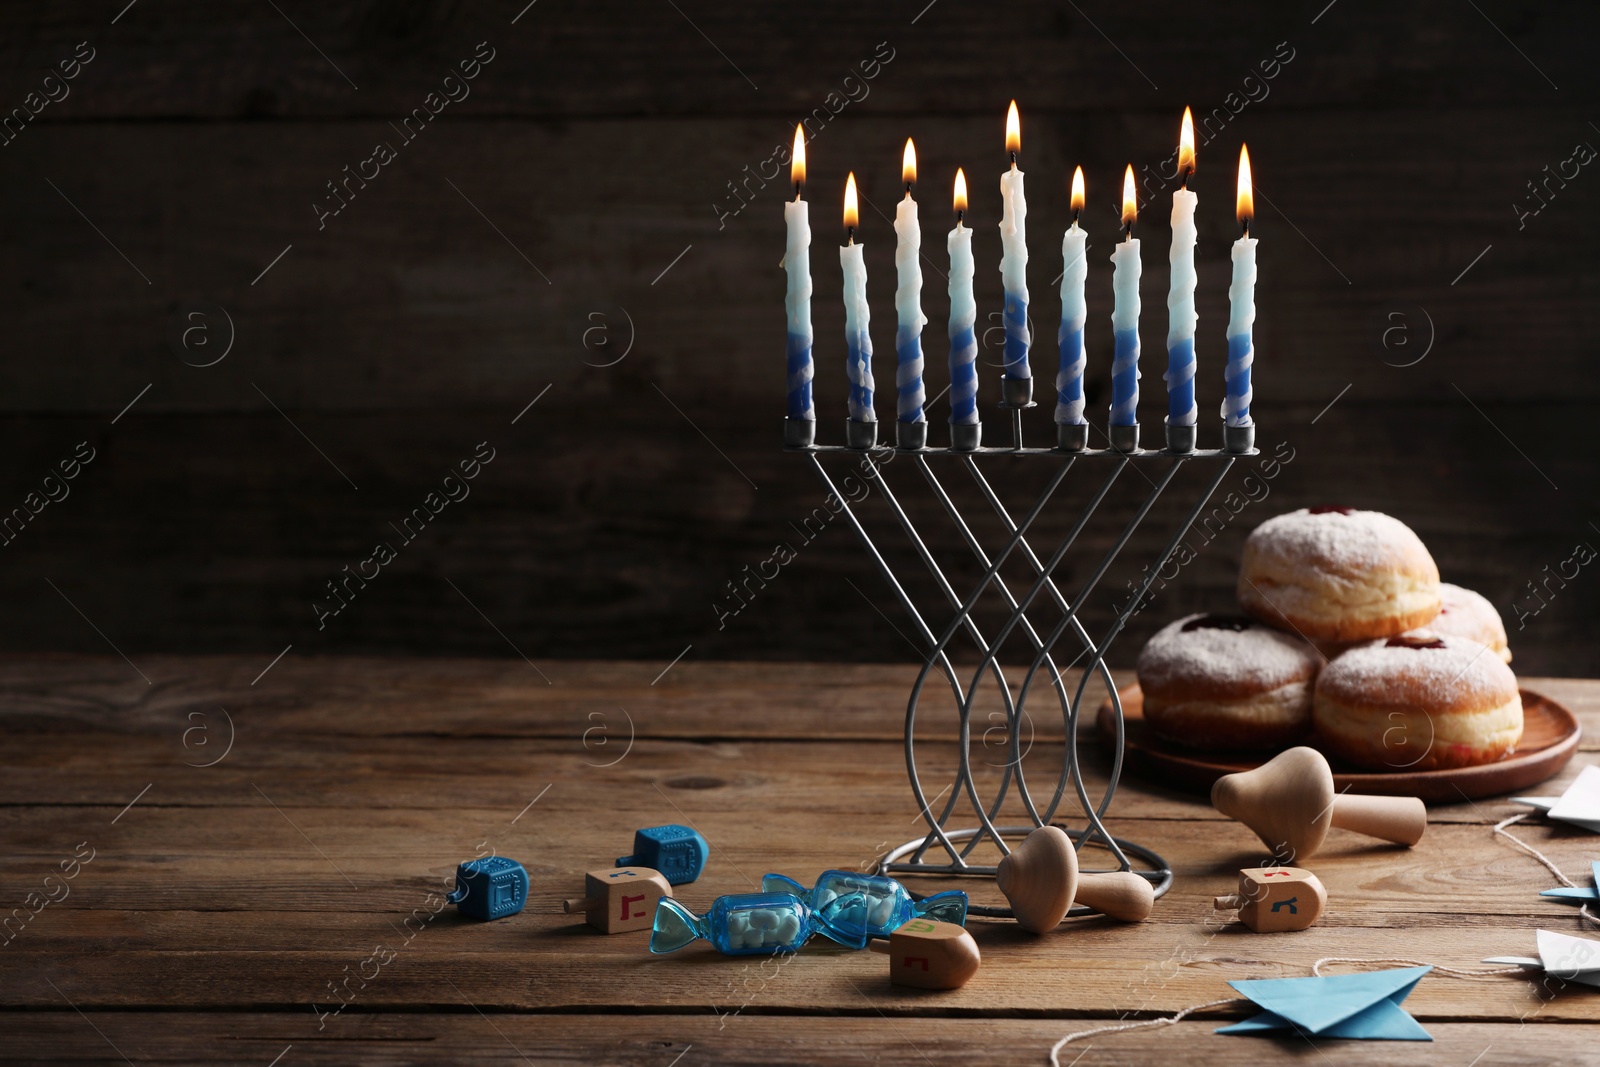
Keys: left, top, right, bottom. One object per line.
{"left": 782, "top": 125, "right": 815, "bottom": 423}
{"left": 998, "top": 100, "right": 1031, "bottom": 387}
{"left": 948, "top": 168, "right": 979, "bottom": 427}
{"left": 1165, "top": 108, "right": 1198, "bottom": 431}
{"left": 1109, "top": 165, "right": 1141, "bottom": 429}
{"left": 1225, "top": 144, "right": 1256, "bottom": 428}
{"left": 893, "top": 138, "right": 927, "bottom": 425}
{"left": 1055, "top": 166, "right": 1088, "bottom": 427}
{"left": 841, "top": 172, "right": 875, "bottom": 425}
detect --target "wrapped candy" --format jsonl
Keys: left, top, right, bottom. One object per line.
{"left": 649, "top": 889, "right": 870, "bottom": 956}
{"left": 762, "top": 870, "right": 968, "bottom": 944}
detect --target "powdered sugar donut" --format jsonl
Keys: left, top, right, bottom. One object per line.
{"left": 1238, "top": 507, "right": 1440, "bottom": 643}
{"left": 1313, "top": 633, "right": 1522, "bottom": 770}
{"left": 1136, "top": 613, "right": 1322, "bottom": 750}
{"left": 1408, "top": 582, "right": 1510, "bottom": 663}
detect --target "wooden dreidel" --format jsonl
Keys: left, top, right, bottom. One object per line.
{"left": 562, "top": 866, "right": 672, "bottom": 933}
{"left": 869, "top": 919, "right": 979, "bottom": 989}
{"left": 1211, "top": 746, "right": 1426, "bottom": 863}
{"left": 996, "top": 826, "right": 1154, "bottom": 932}
{"left": 1214, "top": 866, "right": 1326, "bottom": 932}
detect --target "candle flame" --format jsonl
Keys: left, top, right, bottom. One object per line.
{"left": 1070, "top": 165, "right": 1085, "bottom": 216}
{"left": 1121, "top": 164, "right": 1137, "bottom": 229}
{"left": 844, "top": 171, "right": 859, "bottom": 233}
{"left": 1236, "top": 144, "right": 1253, "bottom": 229}
{"left": 791, "top": 124, "right": 806, "bottom": 191}
{"left": 1005, "top": 100, "right": 1021, "bottom": 158}
{"left": 1178, "top": 107, "right": 1195, "bottom": 180}
{"left": 953, "top": 167, "right": 968, "bottom": 216}
{"left": 903, "top": 138, "right": 917, "bottom": 188}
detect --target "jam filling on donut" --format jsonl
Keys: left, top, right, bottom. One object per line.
{"left": 1385, "top": 635, "right": 1446, "bottom": 649}
{"left": 1307, "top": 505, "right": 1356, "bottom": 515}
{"left": 1181, "top": 614, "right": 1254, "bottom": 633}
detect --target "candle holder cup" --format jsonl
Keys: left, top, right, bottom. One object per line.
{"left": 783, "top": 418, "right": 817, "bottom": 449}
{"left": 845, "top": 419, "right": 878, "bottom": 451}
{"left": 999, "top": 377, "right": 1035, "bottom": 409}
{"left": 1164, "top": 423, "right": 1196, "bottom": 455}
{"left": 949, "top": 422, "right": 982, "bottom": 452}
{"left": 1224, "top": 422, "right": 1255, "bottom": 455}
{"left": 786, "top": 414, "right": 1255, "bottom": 921}
{"left": 1056, "top": 422, "right": 1089, "bottom": 453}
{"left": 896, "top": 421, "right": 929, "bottom": 451}
{"left": 1109, "top": 423, "right": 1140, "bottom": 454}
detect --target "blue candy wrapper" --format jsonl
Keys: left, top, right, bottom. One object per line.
{"left": 649, "top": 889, "right": 871, "bottom": 956}
{"left": 762, "top": 870, "right": 968, "bottom": 944}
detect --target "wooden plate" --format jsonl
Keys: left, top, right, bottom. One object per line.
{"left": 1096, "top": 685, "right": 1581, "bottom": 802}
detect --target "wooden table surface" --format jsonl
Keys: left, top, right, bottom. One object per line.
{"left": 2, "top": 655, "right": 1598, "bottom": 1065}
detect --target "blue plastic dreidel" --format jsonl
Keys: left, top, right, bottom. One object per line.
{"left": 616, "top": 824, "right": 709, "bottom": 886}
{"left": 648, "top": 889, "right": 872, "bottom": 956}
{"left": 446, "top": 856, "right": 529, "bottom": 921}
{"left": 763, "top": 871, "right": 968, "bottom": 945}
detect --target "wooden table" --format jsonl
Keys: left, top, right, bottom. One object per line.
{"left": 3, "top": 656, "right": 1597, "bottom": 1064}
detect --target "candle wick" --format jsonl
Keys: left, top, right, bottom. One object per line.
{"left": 847, "top": 227, "right": 855, "bottom": 246}
{"left": 1009, "top": 153, "right": 1017, "bottom": 169}
{"left": 905, "top": 183, "right": 913, "bottom": 197}
{"left": 1072, "top": 209, "right": 1081, "bottom": 225}
{"left": 794, "top": 182, "right": 802, "bottom": 202}
{"left": 956, "top": 209, "right": 964, "bottom": 227}
{"left": 1241, "top": 217, "right": 1251, "bottom": 239}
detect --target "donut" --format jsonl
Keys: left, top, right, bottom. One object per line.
{"left": 1136, "top": 613, "right": 1322, "bottom": 750}
{"left": 1238, "top": 506, "right": 1441, "bottom": 643}
{"left": 1409, "top": 582, "right": 1511, "bottom": 663}
{"left": 1313, "top": 633, "right": 1522, "bottom": 770}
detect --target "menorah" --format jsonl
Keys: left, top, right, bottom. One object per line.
{"left": 788, "top": 408, "right": 1252, "bottom": 918}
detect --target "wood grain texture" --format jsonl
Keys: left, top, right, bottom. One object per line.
{"left": 1, "top": 657, "right": 1598, "bottom": 1067}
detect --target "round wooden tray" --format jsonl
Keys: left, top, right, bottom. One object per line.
{"left": 1096, "top": 685, "right": 1580, "bottom": 802}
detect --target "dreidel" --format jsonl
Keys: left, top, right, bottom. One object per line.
{"left": 563, "top": 866, "right": 672, "bottom": 933}
{"left": 869, "top": 919, "right": 980, "bottom": 989}
{"left": 1214, "top": 866, "right": 1326, "bottom": 932}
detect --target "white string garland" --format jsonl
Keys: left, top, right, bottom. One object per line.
{"left": 1493, "top": 811, "right": 1600, "bottom": 929}
{"left": 1046, "top": 807, "right": 1598, "bottom": 1062}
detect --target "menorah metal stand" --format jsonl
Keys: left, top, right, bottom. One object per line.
{"left": 788, "top": 408, "right": 1254, "bottom": 919}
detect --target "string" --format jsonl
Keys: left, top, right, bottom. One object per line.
{"left": 1312, "top": 956, "right": 1523, "bottom": 978}
{"left": 1046, "top": 998, "right": 1239, "bottom": 1066}
{"left": 1493, "top": 811, "right": 1600, "bottom": 929}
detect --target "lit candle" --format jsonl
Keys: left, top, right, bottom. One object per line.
{"left": 782, "top": 125, "right": 814, "bottom": 435}
{"left": 998, "top": 101, "right": 1031, "bottom": 397}
{"left": 1225, "top": 144, "right": 1257, "bottom": 433}
{"left": 1165, "top": 108, "right": 1198, "bottom": 445}
{"left": 1109, "top": 165, "right": 1142, "bottom": 445}
{"left": 894, "top": 139, "right": 927, "bottom": 429}
{"left": 1056, "top": 166, "right": 1089, "bottom": 435}
{"left": 948, "top": 168, "right": 979, "bottom": 447}
{"left": 841, "top": 172, "right": 876, "bottom": 442}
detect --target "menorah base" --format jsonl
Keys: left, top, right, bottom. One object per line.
{"left": 879, "top": 826, "right": 1174, "bottom": 919}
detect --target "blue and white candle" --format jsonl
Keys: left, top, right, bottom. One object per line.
{"left": 782, "top": 125, "right": 814, "bottom": 422}
{"left": 948, "top": 168, "right": 978, "bottom": 426}
{"left": 1055, "top": 166, "right": 1088, "bottom": 426}
{"left": 894, "top": 139, "right": 927, "bottom": 424}
{"left": 999, "top": 101, "right": 1031, "bottom": 385}
{"left": 1109, "top": 165, "right": 1141, "bottom": 427}
{"left": 1165, "top": 109, "right": 1198, "bottom": 429}
{"left": 841, "top": 172, "right": 875, "bottom": 424}
{"left": 1225, "top": 145, "right": 1256, "bottom": 427}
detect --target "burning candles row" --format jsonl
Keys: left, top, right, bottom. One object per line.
{"left": 781, "top": 104, "right": 1259, "bottom": 453}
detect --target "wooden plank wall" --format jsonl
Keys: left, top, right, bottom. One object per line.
{"left": 0, "top": 1, "right": 1594, "bottom": 674}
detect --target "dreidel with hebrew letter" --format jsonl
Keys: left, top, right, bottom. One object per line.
{"left": 869, "top": 919, "right": 980, "bottom": 989}
{"left": 563, "top": 866, "right": 672, "bottom": 933}
{"left": 1213, "top": 866, "right": 1326, "bottom": 932}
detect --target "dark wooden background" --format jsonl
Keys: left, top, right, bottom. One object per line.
{"left": 0, "top": 1, "right": 1595, "bottom": 675}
